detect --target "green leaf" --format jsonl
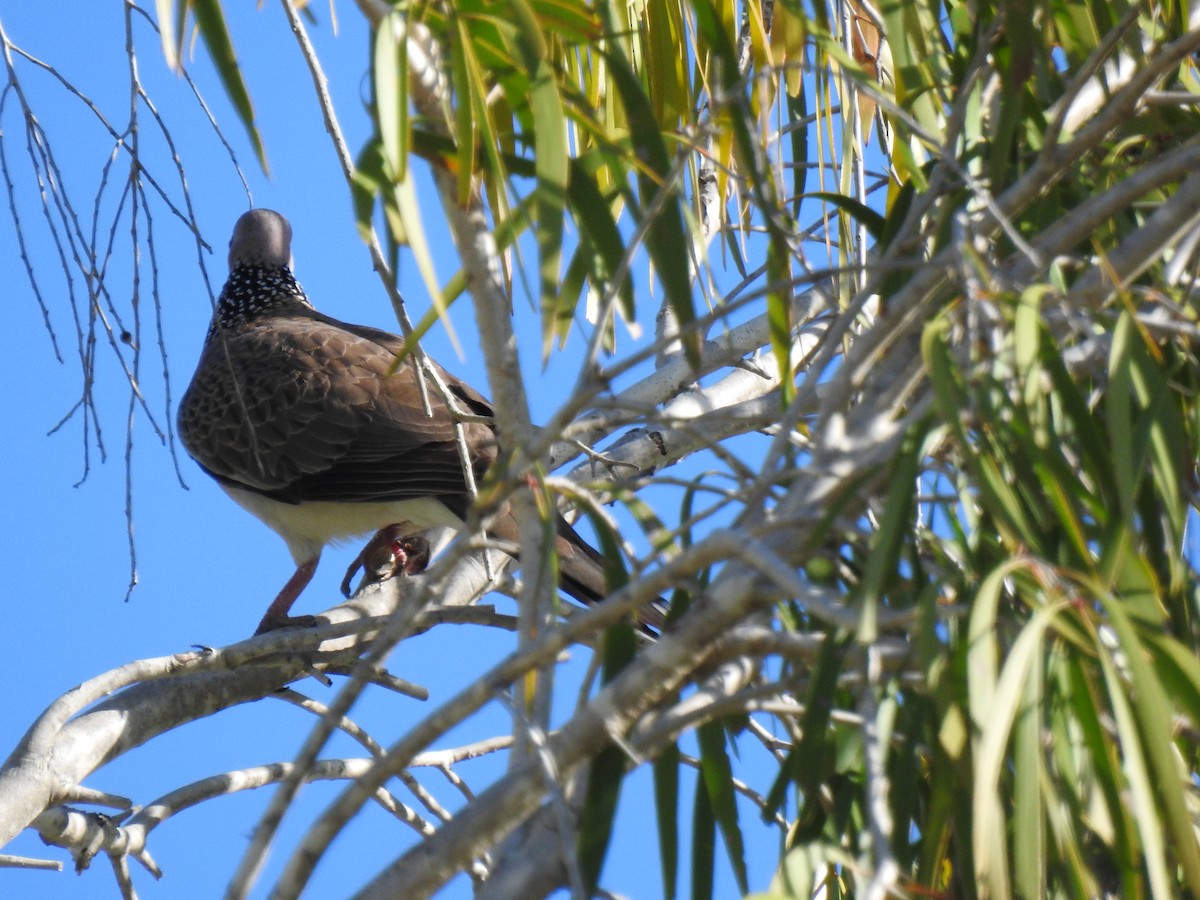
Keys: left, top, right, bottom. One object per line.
{"left": 1012, "top": 641, "right": 1044, "bottom": 898}
{"left": 972, "top": 601, "right": 1061, "bottom": 898}
{"left": 1060, "top": 655, "right": 1138, "bottom": 895}
{"left": 925, "top": 315, "right": 1040, "bottom": 548}
{"left": 764, "top": 633, "right": 847, "bottom": 830}
{"left": 577, "top": 505, "right": 632, "bottom": 600}
{"left": 374, "top": 10, "right": 409, "bottom": 184}
{"left": 566, "top": 156, "right": 635, "bottom": 326}
{"left": 578, "top": 741, "right": 628, "bottom": 893}
{"left": 351, "top": 137, "right": 386, "bottom": 244}
{"left": 692, "top": 0, "right": 794, "bottom": 390}
{"left": 154, "top": 0, "right": 179, "bottom": 69}
{"left": 877, "top": 0, "right": 944, "bottom": 134}
{"left": 691, "top": 765, "right": 716, "bottom": 900}
{"left": 645, "top": 0, "right": 686, "bottom": 128}
{"left": 1107, "top": 311, "right": 1139, "bottom": 524}
{"left": 805, "top": 191, "right": 886, "bottom": 240}
{"left": 855, "top": 426, "right": 921, "bottom": 642}
{"left": 1012, "top": 287, "right": 1045, "bottom": 406}
{"left": 697, "top": 721, "right": 748, "bottom": 894}
{"left": 877, "top": 179, "right": 915, "bottom": 251}
{"left": 559, "top": 243, "right": 590, "bottom": 337}
{"left": 1042, "top": 342, "right": 1115, "bottom": 500}
{"left": 966, "top": 562, "right": 1021, "bottom": 739}
{"left": 390, "top": 168, "right": 461, "bottom": 356}
{"left": 530, "top": 62, "right": 568, "bottom": 357}
{"left": 451, "top": 17, "right": 478, "bottom": 206}
{"left": 654, "top": 743, "right": 681, "bottom": 900}
{"left": 766, "top": 227, "right": 794, "bottom": 404}
{"left": 787, "top": 88, "right": 809, "bottom": 218}
{"left": 1095, "top": 617, "right": 1174, "bottom": 897}
{"left": 1144, "top": 631, "right": 1200, "bottom": 729}
{"left": 500, "top": 0, "right": 568, "bottom": 359}
{"left": 191, "top": 0, "right": 268, "bottom": 173}
{"left": 391, "top": 186, "right": 545, "bottom": 364}
{"left": 1099, "top": 592, "right": 1200, "bottom": 892}
{"left": 1131, "top": 350, "right": 1187, "bottom": 554}
{"left": 601, "top": 42, "right": 698, "bottom": 366}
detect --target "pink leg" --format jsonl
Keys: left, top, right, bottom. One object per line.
{"left": 255, "top": 557, "right": 320, "bottom": 634}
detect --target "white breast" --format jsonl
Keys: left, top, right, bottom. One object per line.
{"left": 221, "top": 486, "right": 465, "bottom": 563}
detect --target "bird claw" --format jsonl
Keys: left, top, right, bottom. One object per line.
{"left": 341, "top": 526, "right": 432, "bottom": 597}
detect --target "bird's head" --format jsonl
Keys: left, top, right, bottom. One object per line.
{"left": 228, "top": 208, "right": 293, "bottom": 271}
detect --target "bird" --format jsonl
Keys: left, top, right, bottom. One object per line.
{"left": 178, "top": 209, "right": 646, "bottom": 635}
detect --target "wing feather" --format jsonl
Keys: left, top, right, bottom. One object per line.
{"left": 178, "top": 311, "right": 495, "bottom": 508}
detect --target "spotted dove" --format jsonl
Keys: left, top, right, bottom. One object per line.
{"left": 178, "top": 209, "right": 627, "bottom": 634}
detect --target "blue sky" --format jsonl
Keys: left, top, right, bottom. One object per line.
{"left": 0, "top": 3, "right": 789, "bottom": 898}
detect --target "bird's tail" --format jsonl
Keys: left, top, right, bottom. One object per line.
{"left": 489, "top": 510, "right": 666, "bottom": 631}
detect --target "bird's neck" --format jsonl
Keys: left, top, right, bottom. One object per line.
{"left": 209, "top": 264, "right": 312, "bottom": 337}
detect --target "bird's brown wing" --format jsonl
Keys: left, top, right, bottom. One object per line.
{"left": 178, "top": 311, "right": 495, "bottom": 509}
{"left": 318, "top": 315, "right": 663, "bottom": 619}
{"left": 325, "top": 314, "right": 496, "bottom": 419}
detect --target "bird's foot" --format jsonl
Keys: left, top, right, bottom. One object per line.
{"left": 341, "top": 526, "right": 432, "bottom": 597}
